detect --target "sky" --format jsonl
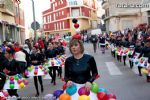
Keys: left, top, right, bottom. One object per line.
{"left": 22, "top": 0, "right": 50, "bottom": 29}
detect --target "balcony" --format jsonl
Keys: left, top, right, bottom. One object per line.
{"left": 102, "top": 0, "right": 109, "bottom": 9}
{"left": 0, "top": 0, "right": 14, "bottom": 16}
{"left": 68, "top": 0, "right": 83, "bottom": 7}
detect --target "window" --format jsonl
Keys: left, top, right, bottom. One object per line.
{"left": 57, "top": 23, "right": 59, "bottom": 30}
{"left": 59, "top": 12, "right": 61, "bottom": 16}
{"left": 44, "top": 25, "right": 46, "bottom": 29}
{"left": 43, "top": 17, "right": 46, "bottom": 23}
{"left": 47, "top": 16, "right": 50, "bottom": 23}
{"left": 49, "top": 15, "right": 51, "bottom": 22}
{"left": 72, "top": 9, "right": 80, "bottom": 17}
{"left": 60, "top": 22, "right": 62, "bottom": 29}
{"left": 55, "top": 2, "right": 57, "bottom": 7}
{"left": 54, "top": 13, "right": 55, "bottom": 20}
{"left": 54, "top": 23, "right": 56, "bottom": 30}
{"left": 62, "top": 11, "right": 64, "bottom": 15}
{"left": 62, "top": 22, "right": 64, "bottom": 29}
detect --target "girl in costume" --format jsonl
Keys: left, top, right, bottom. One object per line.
{"left": 138, "top": 38, "right": 150, "bottom": 81}
{"left": 3, "top": 47, "right": 22, "bottom": 99}
{"left": 130, "top": 39, "right": 143, "bottom": 69}
{"left": 56, "top": 41, "right": 65, "bottom": 78}
{"left": 30, "top": 45, "right": 45, "bottom": 96}
{"left": 45, "top": 42, "right": 57, "bottom": 85}
{"left": 64, "top": 39, "right": 99, "bottom": 100}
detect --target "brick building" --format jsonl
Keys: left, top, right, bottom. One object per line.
{"left": 42, "top": 0, "right": 98, "bottom": 36}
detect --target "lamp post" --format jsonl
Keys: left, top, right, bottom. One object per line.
{"left": 31, "top": 0, "right": 37, "bottom": 42}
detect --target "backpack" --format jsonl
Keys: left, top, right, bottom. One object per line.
{"left": 91, "top": 35, "right": 98, "bottom": 43}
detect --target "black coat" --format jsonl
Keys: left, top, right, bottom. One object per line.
{"left": 64, "top": 54, "right": 98, "bottom": 84}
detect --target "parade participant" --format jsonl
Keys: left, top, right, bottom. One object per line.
{"left": 3, "top": 47, "right": 21, "bottom": 99}
{"left": 115, "top": 36, "right": 123, "bottom": 62}
{"left": 0, "top": 46, "right": 7, "bottom": 72}
{"left": 139, "top": 38, "right": 150, "bottom": 80}
{"left": 57, "top": 41, "right": 65, "bottom": 78}
{"left": 45, "top": 42, "right": 57, "bottom": 85}
{"left": 90, "top": 34, "right": 98, "bottom": 53}
{"left": 30, "top": 45, "right": 44, "bottom": 96}
{"left": 130, "top": 39, "right": 143, "bottom": 69}
{"left": 64, "top": 39, "right": 98, "bottom": 100}
{"left": 99, "top": 35, "right": 106, "bottom": 54}
{"left": 14, "top": 46, "right": 26, "bottom": 77}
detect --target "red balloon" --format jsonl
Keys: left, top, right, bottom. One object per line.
{"left": 72, "top": 33, "right": 81, "bottom": 40}
{"left": 62, "top": 83, "right": 67, "bottom": 90}
{"left": 74, "top": 23, "right": 79, "bottom": 29}
{"left": 97, "top": 92, "right": 108, "bottom": 100}
{"left": 107, "top": 93, "right": 117, "bottom": 99}
{"left": 17, "top": 79, "right": 22, "bottom": 84}
{"left": 34, "top": 70, "right": 38, "bottom": 75}
{"left": 10, "top": 76, "right": 14, "bottom": 81}
{"left": 39, "top": 65, "right": 43, "bottom": 69}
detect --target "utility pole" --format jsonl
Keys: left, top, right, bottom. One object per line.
{"left": 31, "top": 0, "right": 37, "bottom": 42}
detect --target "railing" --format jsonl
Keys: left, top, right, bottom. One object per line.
{"left": 69, "top": 1, "right": 78, "bottom": 6}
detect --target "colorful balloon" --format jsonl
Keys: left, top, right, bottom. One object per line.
{"left": 10, "top": 84, "right": 14, "bottom": 89}
{"left": 107, "top": 93, "right": 117, "bottom": 99}
{"left": 74, "top": 23, "right": 79, "bottom": 29}
{"left": 10, "top": 76, "right": 14, "bottom": 81}
{"left": 91, "top": 82, "right": 99, "bottom": 93}
{"left": 17, "top": 79, "right": 22, "bottom": 84}
{"left": 98, "top": 88, "right": 108, "bottom": 93}
{"left": 72, "top": 18, "right": 78, "bottom": 23}
{"left": 78, "top": 95, "right": 90, "bottom": 100}
{"left": 2, "top": 91, "right": 9, "bottom": 97}
{"left": 14, "top": 75, "right": 19, "bottom": 80}
{"left": 78, "top": 86, "right": 90, "bottom": 96}
{"left": 34, "top": 70, "right": 38, "bottom": 75}
{"left": 53, "top": 89, "right": 64, "bottom": 98}
{"left": 23, "top": 80, "right": 28, "bottom": 85}
{"left": 66, "top": 84, "right": 77, "bottom": 96}
{"left": 141, "top": 68, "right": 148, "bottom": 75}
{"left": 10, "top": 81, "right": 14, "bottom": 84}
{"left": 62, "top": 83, "right": 67, "bottom": 90}
{"left": 97, "top": 92, "right": 108, "bottom": 100}
{"left": 59, "top": 93, "right": 71, "bottom": 100}
{"left": 19, "top": 82, "right": 25, "bottom": 88}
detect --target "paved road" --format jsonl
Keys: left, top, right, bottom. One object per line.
{"left": 18, "top": 43, "right": 150, "bottom": 100}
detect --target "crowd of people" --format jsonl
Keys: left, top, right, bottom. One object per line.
{"left": 0, "top": 36, "right": 66, "bottom": 99}
{"left": 109, "top": 26, "right": 150, "bottom": 82}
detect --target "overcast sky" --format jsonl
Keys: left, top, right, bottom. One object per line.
{"left": 22, "top": 0, "right": 50, "bottom": 29}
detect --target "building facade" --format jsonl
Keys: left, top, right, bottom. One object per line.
{"left": 0, "top": 0, "right": 25, "bottom": 44}
{"left": 102, "top": 0, "right": 143, "bottom": 33}
{"left": 141, "top": 0, "right": 150, "bottom": 25}
{"left": 42, "top": 0, "right": 98, "bottom": 36}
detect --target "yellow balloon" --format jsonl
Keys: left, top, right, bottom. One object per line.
{"left": 20, "top": 82, "right": 25, "bottom": 88}
{"left": 78, "top": 95, "right": 90, "bottom": 100}
{"left": 31, "top": 66, "right": 34, "bottom": 69}
{"left": 141, "top": 68, "right": 148, "bottom": 75}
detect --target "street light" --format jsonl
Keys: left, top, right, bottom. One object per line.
{"left": 31, "top": 0, "right": 37, "bottom": 42}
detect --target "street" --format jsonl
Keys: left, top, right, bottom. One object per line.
{"left": 18, "top": 43, "right": 150, "bottom": 100}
